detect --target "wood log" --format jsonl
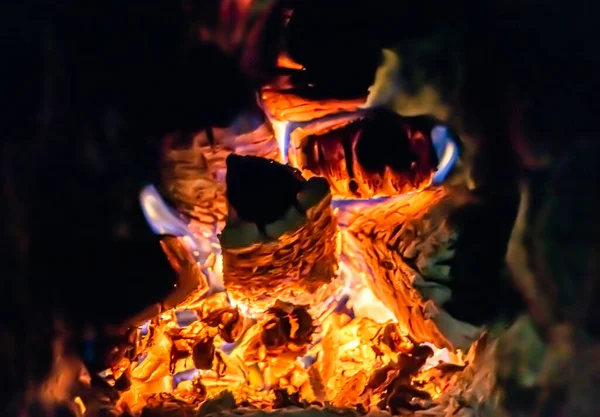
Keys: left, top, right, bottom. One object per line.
{"left": 340, "top": 188, "right": 481, "bottom": 351}
{"left": 288, "top": 109, "right": 438, "bottom": 199}
{"left": 218, "top": 155, "right": 339, "bottom": 313}
{"left": 260, "top": 89, "right": 364, "bottom": 123}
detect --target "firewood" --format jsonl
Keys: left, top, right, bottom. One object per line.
{"left": 218, "top": 155, "right": 338, "bottom": 312}
{"left": 341, "top": 188, "right": 481, "bottom": 351}
{"left": 288, "top": 109, "right": 438, "bottom": 199}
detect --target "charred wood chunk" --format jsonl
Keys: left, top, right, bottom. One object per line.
{"left": 261, "top": 303, "right": 315, "bottom": 352}
{"left": 203, "top": 306, "right": 244, "bottom": 343}
{"left": 219, "top": 155, "right": 338, "bottom": 311}
{"left": 366, "top": 349, "right": 434, "bottom": 414}
{"left": 192, "top": 336, "right": 215, "bottom": 370}
{"left": 260, "top": 88, "right": 365, "bottom": 123}
{"left": 289, "top": 109, "right": 438, "bottom": 199}
{"left": 272, "top": 389, "right": 303, "bottom": 409}
{"left": 378, "top": 323, "right": 414, "bottom": 354}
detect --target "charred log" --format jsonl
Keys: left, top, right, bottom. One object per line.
{"left": 288, "top": 109, "right": 438, "bottom": 199}
{"left": 219, "top": 155, "right": 338, "bottom": 311}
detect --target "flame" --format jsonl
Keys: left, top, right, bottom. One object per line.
{"left": 269, "top": 119, "right": 290, "bottom": 162}
{"left": 74, "top": 396, "right": 86, "bottom": 415}
{"left": 276, "top": 53, "right": 305, "bottom": 71}
{"left": 431, "top": 126, "right": 459, "bottom": 185}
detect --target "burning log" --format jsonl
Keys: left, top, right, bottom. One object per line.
{"left": 288, "top": 109, "right": 438, "bottom": 199}
{"left": 260, "top": 89, "right": 364, "bottom": 123}
{"left": 340, "top": 188, "right": 482, "bottom": 351}
{"left": 160, "top": 110, "right": 280, "bottom": 232}
{"left": 218, "top": 154, "right": 338, "bottom": 312}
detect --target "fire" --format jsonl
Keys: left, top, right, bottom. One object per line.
{"left": 102, "top": 181, "right": 483, "bottom": 416}
{"left": 276, "top": 53, "right": 305, "bottom": 71}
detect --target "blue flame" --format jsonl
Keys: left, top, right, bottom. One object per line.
{"left": 431, "top": 125, "right": 459, "bottom": 185}
{"left": 139, "top": 185, "right": 191, "bottom": 237}
{"left": 138, "top": 184, "right": 221, "bottom": 273}
{"left": 173, "top": 369, "right": 199, "bottom": 388}
{"left": 176, "top": 309, "right": 199, "bottom": 327}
